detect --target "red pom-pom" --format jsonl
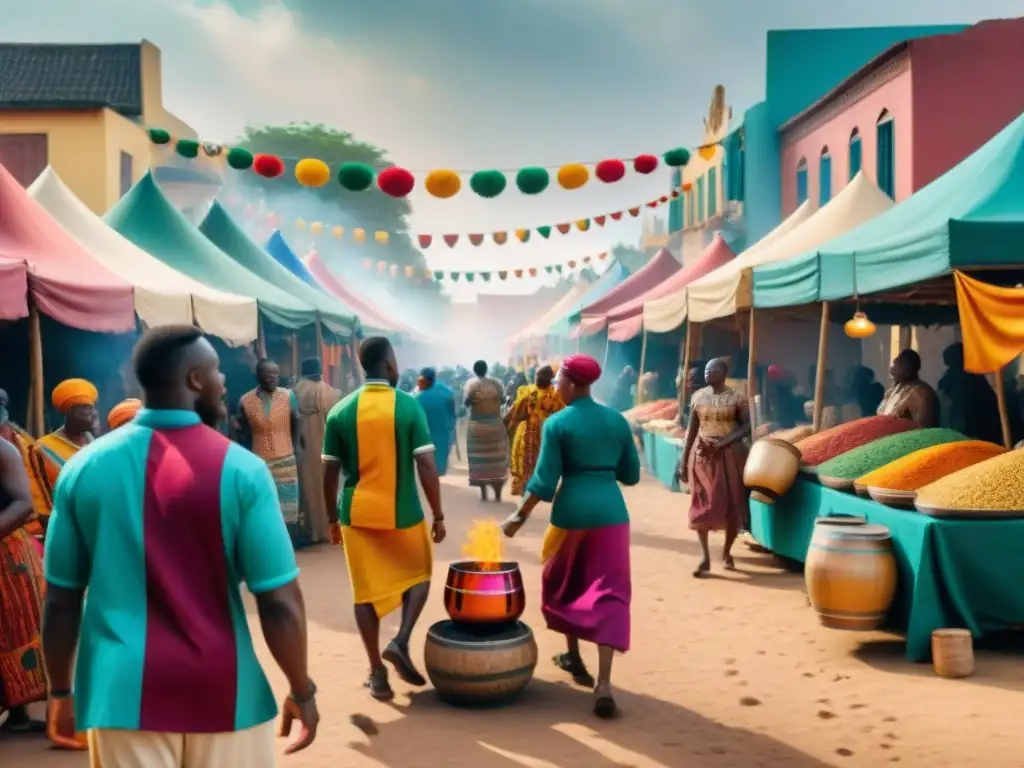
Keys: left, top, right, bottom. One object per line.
{"left": 595, "top": 159, "right": 626, "bottom": 184}
{"left": 633, "top": 154, "right": 658, "bottom": 174}
{"left": 253, "top": 154, "right": 284, "bottom": 178}
{"left": 377, "top": 167, "right": 415, "bottom": 197}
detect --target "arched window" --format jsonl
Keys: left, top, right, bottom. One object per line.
{"left": 819, "top": 146, "right": 832, "bottom": 206}
{"left": 876, "top": 111, "right": 895, "bottom": 198}
{"left": 796, "top": 157, "right": 808, "bottom": 206}
{"left": 849, "top": 127, "right": 862, "bottom": 180}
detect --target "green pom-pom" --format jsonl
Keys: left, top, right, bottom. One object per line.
{"left": 536, "top": 226, "right": 551, "bottom": 238}
{"left": 470, "top": 170, "right": 506, "bottom": 198}
{"left": 175, "top": 139, "right": 199, "bottom": 158}
{"left": 663, "top": 147, "right": 691, "bottom": 167}
{"left": 226, "top": 147, "right": 254, "bottom": 170}
{"left": 338, "top": 162, "right": 375, "bottom": 192}
{"left": 148, "top": 128, "right": 171, "bottom": 145}
{"left": 516, "top": 166, "right": 549, "bottom": 195}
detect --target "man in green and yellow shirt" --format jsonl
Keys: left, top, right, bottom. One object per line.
{"left": 322, "top": 337, "right": 446, "bottom": 701}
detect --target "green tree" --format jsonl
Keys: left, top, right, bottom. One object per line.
{"left": 610, "top": 243, "right": 649, "bottom": 273}
{"left": 233, "top": 123, "right": 443, "bottom": 303}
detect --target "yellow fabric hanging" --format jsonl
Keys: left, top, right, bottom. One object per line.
{"left": 953, "top": 270, "right": 1024, "bottom": 374}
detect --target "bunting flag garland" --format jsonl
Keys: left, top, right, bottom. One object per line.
{"left": 150, "top": 125, "right": 716, "bottom": 199}
{"left": 354, "top": 252, "right": 611, "bottom": 283}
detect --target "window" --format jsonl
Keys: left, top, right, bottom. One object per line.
{"left": 668, "top": 168, "right": 683, "bottom": 233}
{"left": 849, "top": 127, "right": 862, "bottom": 180}
{"left": 697, "top": 175, "right": 705, "bottom": 222}
{"left": 796, "top": 157, "right": 808, "bottom": 205}
{"left": 707, "top": 166, "right": 718, "bottom": 218}
{"left": 876, "top": 110, "right": 895, "bottom": 198}
{"left": 119, "top": 151, "right": 133, "bottom": 198}
{"left": 819, "top": 147, "right": 832, "bottom": 206}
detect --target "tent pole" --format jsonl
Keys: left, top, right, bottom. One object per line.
{"left": 812, "top": 302, "right": 831, "bottom": 432}
{"left": 679, "top": 321, "right": 693, "bottom": 415}
{"left": 636, "top": 329, "right": 649, "bottom": 407}
{"left": 256, "top": 315, "right": 267, "bottom": 359}
{"left": 291, "top": 333, "right": 300, "bottom": 382}
{"left": 602, "top": 331, "right": 611, "bottom": 372}
{"left": 29, "top": 303, "right": 45, "bottom": 438}
{"left": 994, "top": 367, "right": 1013, "bottom": 449}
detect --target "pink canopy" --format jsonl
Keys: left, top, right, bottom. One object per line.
{"left": 303, "top": 249, "right": 411, "bottom": 335}
{"left": 606, "top": 234, "right": 736, "bottom": 342}
{"left": 0, "top": 255, "right": 28, "bottom": 321}
{"left": 0, "top": 164, "right": 134, "bottom": 332}
{"left": 576, "top": 248, "right": 681, "bottom": 336}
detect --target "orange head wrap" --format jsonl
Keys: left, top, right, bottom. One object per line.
{"left": 51, "top": 378, "right": 98, "bottom": 413}
{"left": 107, "top": 398, "right": 142, "bottom": 430}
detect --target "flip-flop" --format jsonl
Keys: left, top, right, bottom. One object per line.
{"left": 553, "top": 653, "right": 595, "bottom": 688}
{"left": 383, "top": 641, "right": 427, "bottom": 687}
{"left": 723, "top": 556, "right": 737, "bottom": 572}
{"left": 594, "top": 696, "right": 619, "bottom": 719}
{"left": 693, "top": 562, "right": 711, "bottom": 579}
{"left": 364, "top": 668, "right": 395, "bottom": 701}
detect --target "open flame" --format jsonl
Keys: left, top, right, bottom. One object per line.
{"left": 461, "top": 519, "right": 505, "bottom": 571}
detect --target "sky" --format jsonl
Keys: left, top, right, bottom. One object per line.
{"left": 4, "top": 0, "right": 1022, "bottom": 300}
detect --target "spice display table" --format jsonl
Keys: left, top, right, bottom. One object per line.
{"left": 750, "top": 479, "right": 1024, "bottom": 661}
{"left": 641, "top": 429, "right": 684, "bottom": 492}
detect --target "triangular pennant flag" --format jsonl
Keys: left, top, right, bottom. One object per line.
{"left": 567, "top": 260, "right": 577, "bottom": 269}
{"left": 556, "top": 223, "right": 571, "bottom": 235}
{"left": 699, "top": 144, "right": 716, "bottom": 160}
{"left": 583, "top": 256, "right": 591, "bottom": 263}
{"left": 610, "top": 211, "right": 623, "bottom": 221}
{"left": 671, "top": 189, "right": 680, "bottom": 198}
{"left": 469, "top": 234, "right": 484, "bottom": 246}
{"left": 499, "top": 270, "right": 508, "bottom": 280}
{"left": 594, "top": 215, "right": 606, "bottom": 227}
{"left": 537, "top": 226, "right": 552, "bottom": 238}
{"left": 465, "top": 273, "right": 475, "bottom": 283}
{"left": 647, "top": 201, "right": 659, "bottom": 208}
{"left": 528, "top": 267, "right": 537, "bottom": 277}
{"left": 544, "top": 265, "right": 553, "bottom": 274}
{"left": 450, "top": 272, "right": 460, "bottom": 281}
{"left": 515, "top": 229, "right": 530, "bottom": 243}
{"left": 425, "top": 267, "right": 434, "bottom": 279}
{"left": 598, "top": 252, "right": 608, "bottom": 260}
{"left": 575, "top": 219, "right": 590, "bottom": 232}
{"left": 555, "top": 265, "right": 563, "bottom": 273}
{"left": 418, "top": 234, "right": 432, "bottom": 249}
{"left": 481, "top": 272, "right": 492, "bottom": 281}
{"left": 493, "top": 232, "right": 508, "bottom": 245}
{"left": 514, "top": 269, "right": 524, "bottom": 278}
{"left": 443, "top": 234, "right": 459, "bottom": 247}
{"left": 628, "top": 207, "right": 640, "bottom": 217}
{"left": 659, "top": 195, "right": 668, "bottom": 203}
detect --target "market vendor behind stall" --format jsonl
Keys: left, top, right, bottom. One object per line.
{"left": 877, "top": 350, "right": 939, "bottom": 428}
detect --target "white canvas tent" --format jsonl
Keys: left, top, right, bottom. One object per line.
{"left": 644, "top": 172, "right": 893, "bottom": 330}
{"left": 29, "top": 167, "right": 258, "bottom": 345}
{"left": 508, "top": 282, "right": 591, "bottom": 347}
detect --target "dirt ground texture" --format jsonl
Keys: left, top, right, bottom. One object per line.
{"left": 4, "top": 441, "right": 1024, "bottom": 767}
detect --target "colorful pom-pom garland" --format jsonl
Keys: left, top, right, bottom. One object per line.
{"left": 425, "top": 169, "right": 461, "bottom": 199}
{"left": 338, "top": 162, "right": 375, "bottom": 192}
{"left": 516, "top": 167, "right": 549, "bottom": 195}
{"left": 377, "top": 167, "right": 415, "bottom": 197}
{"left": 557, "top": 163, "right": 589, "bottom": 190}
{"left": 253, "top": 154, "right": 285, "bottom": 178}
{"left": 295, "top": 158, "right": 331, "bottom": 187}
{"left": 470, "top": 170, "right": 507, "bottom": 199}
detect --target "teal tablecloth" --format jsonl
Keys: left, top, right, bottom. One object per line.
{"left": 641, "top": 429, "right": 684, "bottom": 492}
{"left": 750, "top": 480, "right": 1024, "bottom": 661}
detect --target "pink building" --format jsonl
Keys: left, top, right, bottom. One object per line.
{"left": 779, "top": 18, "right": 1024, "bottom": 216}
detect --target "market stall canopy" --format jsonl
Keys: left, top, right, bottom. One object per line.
{"left": 0, "top": 255, "right": 28, "bottom": 321}
{"left": 508, "top": 282, "right": 593, "bottom": 347}
{"left": 199, "top": 203, "right": 357, "bottom": 336}
{"left": 606, "top": 235, "right": 736, "bottom": 342}
{"left": 546, "top": 262, "right": 630, "bottom": 338}
{"left": 106, "top": 173, "right": 318, "bottom": 332}
{"left": 754, "top": 111, "right": 1024, "bottom": 306}
{"left": 30, "top": 168, "right": 257, "bottom": 345}
{"left": 265, "top": 230, "right": 323, "bottom": 291}
{"left": 0, "top": 163, "right": 134, "bottom": 332}
{"left": 302, "top": 249, "right": 412, "bottom": 336}
{"left": 574, "top": 249, "right": 682, "bottom": 336}
{"left": 642, "top": 200, "right": 815, "bottom": 333}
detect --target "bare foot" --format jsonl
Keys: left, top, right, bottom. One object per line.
{"left": 693, "top": 559, "right": 711, "bottom": 578}
{"left": 723, "top": 554, "right": 736, "bottom": 571}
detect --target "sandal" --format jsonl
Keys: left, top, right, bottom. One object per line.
{"left": 693, "top": 560, "right": 711, "bottom": 579}
{"left": 594, "top": 695, "right": 619, "bottom": 719}
{"left": 553, "top": 653, "right": 595, "bottom": 688}
{"left": 364, "top": 667, "right": 395, "bottom": 701}
{"left": 723, "top": 555, "right": 736, "bottom": 572}
{"left": 383, "top": 640, "right": 427, "bottom": 687}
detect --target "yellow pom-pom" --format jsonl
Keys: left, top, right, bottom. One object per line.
{"left": 375, "top": 231, "right": 390, "bottom": 245}
{"left": 331, "top": 226, "right": 344, "bottom": 238}
{"left": 424, "top": 169, "right": 461, "bottom": 199}
{"left": 557, "top": 163, "right": 589, "bottom": 190}
{"left": 295, "top": 218, "right": 307, "bottom": 229}
{"left": 310, "top": 221, "right": 324, "bottom": 235}
{"left": 295, "top": 158, "right": 331, "bottom": 187}
{"left": 353, "top": 228, "right": 366, "bottom": 244}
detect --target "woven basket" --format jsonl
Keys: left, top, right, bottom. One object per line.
{"left": 931, "top": 629, "right": 974, "bottom": 678}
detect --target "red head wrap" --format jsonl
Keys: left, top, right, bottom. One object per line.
{"left": 559, "top": 354, "right": 602, "bottom": 386}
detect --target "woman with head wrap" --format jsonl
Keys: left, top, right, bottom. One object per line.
{"left": 504, "top": 365, "right": 564, "bottom": 496}
{"left": 37, "top": 379, "right": 99, "bottom": 491}
{"left": 106, "top": 399, "right": 142, "bottom": 431}
{"left": 0, "top": 388, "right": 54, "bottom": 540}
{"left": 464, "top": 360, "right": 509, "bottom": 501}
{"left": 678, "top": 358, "right": 751, "bottom": 577}
{"left": 501, "top": 354, "right": 640, "bottom": 719}
{"left": 414, "top": 367, "right": 456, "bottom": 476}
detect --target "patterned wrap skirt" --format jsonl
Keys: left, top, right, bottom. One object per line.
{"left": 466, "top": 415, "right": 509, "bottom": 487}
{"left": 0, "top": 528, "right": 47, "bottom": 708}
{"left": 268, "top": 455, "right": 306, "bottom": 547}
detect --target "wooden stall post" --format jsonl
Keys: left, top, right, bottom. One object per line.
{"left": 746, "top": 306, "right": 758, "bottom": 402}
{"left": 812, "top": 302, "right": 831, "bottom": 432}
{"left": 994, "top": 367, "right": 1013, "bottom": 449}
{"left": 290, "top": 333, "right": 300, "bottom": 382}
{"left": 28, "top": 304, "right": 45, "bottom": 437}
{"left": 256, "top": 315, "right": 267, "bottom": 359}
{"left": 635, "top": 329, "right": 649, "bottom": 407}
{"left": 678, "top": 321, "right": 693, "bottom": 414}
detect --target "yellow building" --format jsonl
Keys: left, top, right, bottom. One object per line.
{"left": 0, "top": 40, "right": 201, "bottom": 214}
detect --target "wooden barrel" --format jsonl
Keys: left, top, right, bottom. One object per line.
{"left": 744, "top": 438, "right": 802, "bottom": 503}
{"left": 932, "top": 629, "right": 974, "bottom": 678}
{"left": 804, "top": 521, "right": 897, "bottom": 631}
{"left": 424, "top": 620, "right": 538, "bottom": 706}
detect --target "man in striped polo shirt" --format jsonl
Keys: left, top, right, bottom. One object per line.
{"left": 42, "top": 325, "right": 319, "bottom": 767}
{"left": 323, "top": 336, "right": 446, "bottom": 701}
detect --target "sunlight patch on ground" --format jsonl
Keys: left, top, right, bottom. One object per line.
{"left": 552, "top": 723, "right": 674, "bottom": 767}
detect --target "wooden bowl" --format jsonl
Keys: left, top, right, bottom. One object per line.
{"left": 914, "top": 503, "right": 1024, "bottom": 520}
{"left": 867, "top": 487, "right": 917, "bottom": 509}
{"left": 818, "top": 475, "right": 855, "bottom": 492}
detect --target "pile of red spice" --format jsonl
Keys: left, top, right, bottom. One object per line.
{"left": 795, "top": 415, "right": 919, "bottom": 467}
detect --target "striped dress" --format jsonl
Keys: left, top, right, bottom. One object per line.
{"left": 464, "top": 376, "right": 509, "bottom": 487}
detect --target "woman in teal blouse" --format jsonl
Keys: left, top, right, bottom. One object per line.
{"left": 502, "top": 354, "right": 640, "bottom": 719}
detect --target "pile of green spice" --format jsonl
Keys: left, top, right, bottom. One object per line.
{"left": 814, "top": 428, "right": 969, "bottom": 482}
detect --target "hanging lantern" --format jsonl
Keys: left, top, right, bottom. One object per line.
{"left": 353, "top": 228, "right": 366, "bottom": 244}
{"left": 516, "top": 167, "right": 549, "bottom": 195}
{"left": 310, "top": 222, "right": 324, "bottom": 235}
{"left": 663, "top": 147, "right": 691, "bottom": 167}
{"left": 295, "top": 158, "right": 331, "bottom": 187}
{"left": 253, "top": 153, "right": 285, "bottom": 178}
{"left": 470, "top": 170, "right": 507, "bottom": 198}
{"left": 331, "top": 226, "right": 344, "bottom": 238}
{"left": 226, "top": 147, "right": 254, "bottom": 170}
{"left": 375, "top": 231, "right": 390, "bottom": 245}
{"left": 424, "top": 169, "right": 461, "bottom": 198}
{"left": 338, "top": 162, "right": 375, "bottom": 192}
{"left": 595, "top": 159, "right": 626, "bottom": 183}
{"left": 295, "top": 218, "right": 307, "bottom": 230}
{"left": 377, "top": 167, "right": 415, "bottom": 197}
{"left": 844, "top": 311, "right": 877, "bottom": 339}
{"left": 633, "top": 154, "right": 658, "bottom": 174}
{"left": 557, "top": 163, "right": 589, "bottom": 190}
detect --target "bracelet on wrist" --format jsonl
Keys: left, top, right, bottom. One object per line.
{"left": 290, "top": 679, "right": 317, "bottom": 703}
{"left": 49, "top": 688, "right": 72, "bottom": 699}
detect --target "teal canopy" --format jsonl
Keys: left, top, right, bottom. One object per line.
{"left": 547, "top": 262, "right": 629, "bottom": 337}
{"left": 199, "top": 202, "right": 357, "bottom": 336}
{"left": 106, "top": 174, "right": 320, "bottom": 331}
{"left": 753, "top": 111, "right": 1024, "bottom": 307}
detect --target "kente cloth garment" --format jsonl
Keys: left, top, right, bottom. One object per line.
{"left": 0, "top": 527, "right": 47, "bottom": 708}
{"left": 464, "top": 376, "right": 509, "bottom": 486}
{"left": 293, "top": 378, "right": 341, "bottom": 544}
{"left": 267, "top": 455, "right": 301, "bottom": 544}
{"left": 87, "top": 720, "right": 276, "bottom": 768}
{"left": 37, "top": 430, "right": 88, "bottom": 492}
{"left": 51, "top": 378, "right": 98, "bottom": 413}
{"left": 686, "top": 387, "right": 749, "bottom": 532}
{"left": 323, "top": 380, "right": 434, "bottom": 617}
{"left": 414, "top": 383, "right": 456, "bottom": 476}
{"left": 877, "top": 380, "right": 940, "bottom": 428}
{"left": 540, "top": 523, "right": 631, "bottom": 652}
{"left": 1, "top": 424, "right": 54, "bottom": 537}
{"left": 507, "top": 384, "right": 564, "bottom": 496}
{"left": 107, "top": 399, "right": 142, "bottom": 430}
{"left": 43, "top": 409, "right": 299, "bottom": 733}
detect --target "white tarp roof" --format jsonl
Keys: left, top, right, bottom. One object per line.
{"left": 29, "top": 167, "right": 258, "bottom": 345}
{"left": 508, "top": 282, "right": 592, "bottom": 346}
{"left": 644, "top": 172, "right": 893, "bottom": 330}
